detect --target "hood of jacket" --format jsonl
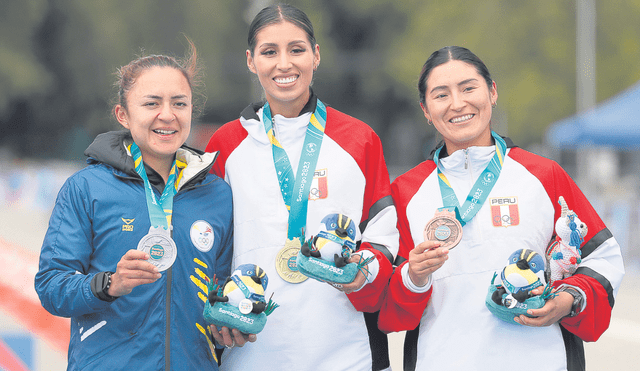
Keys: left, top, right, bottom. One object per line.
{"left": 84, "top": 130, "right": 218, "bottom": 191}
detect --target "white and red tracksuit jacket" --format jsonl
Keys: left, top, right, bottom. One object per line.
{"left": 379, "top": 138, "right": 624, "bottom": 371}
{"left": 206, "top": 95, "right": 398, "bottom": 371}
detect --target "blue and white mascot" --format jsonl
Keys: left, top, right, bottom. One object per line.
{"left": 204, "top": 264, "right": 278, "bottom": 334}
{"left": 486, "top": 249, "right": 554, "bottom": 324}
{"left": 297, "top": 213, "right": 373, "bottom": 284}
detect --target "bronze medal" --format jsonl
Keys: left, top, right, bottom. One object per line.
{"left": 424, "top": 209, "right": 463, "bottom": 250}
{"left": 275, "top": 238, "right": 308, "bottom": 283}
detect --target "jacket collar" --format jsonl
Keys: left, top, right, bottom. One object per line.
{"left": 240, "top": 88, "right": 318, "bottom": 121}
{"left": 427, "top": 133, "right": 516, "bottom": 161}
{"left": 84, "top": 131, "right": 217, "bottom": 193}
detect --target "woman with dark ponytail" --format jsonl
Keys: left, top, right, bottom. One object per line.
{"left": 378, "top": 46, "right": 624, "bottom": 371}
{"left": 206, "top": 4, "right": 398, "bottom": 371}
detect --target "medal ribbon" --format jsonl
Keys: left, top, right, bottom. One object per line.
{"left": 129, "top": 142, "right": 179, "bottom": 230}
{"left": 231, "top": 275, "right": 252, "bottom": 299}
{"left": 502, "top": 274, "right": 542, "bottom": 294}
{"left": 316, "top": 231, "right": 356, "bottom": 250}
{"left": 262, "top": 100, "right": 327, "bottom": 240}
{"left": 433, "top": 131, "right": 507, "bottom": 227}
{"left": 231, "top": 275, "right": 265, "bottom": 302}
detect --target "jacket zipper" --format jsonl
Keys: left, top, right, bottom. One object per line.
{"left": 165, "top": 266, "right": 172, "bottom": 370}
{"left": 464, "top": 149, "right": 469, "bottom": 170}
{"left": 164, "top": 182, "right": 173, "bottom": 370}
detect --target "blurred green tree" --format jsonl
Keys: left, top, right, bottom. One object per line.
{"left": 0, "top": 0, "right": 252, "bottom": 160}
{"left": 0, "top": 0, "right": 639, "bottom": 164}
{"left": 386, "top": 0, "right": 640, "bottom": 150}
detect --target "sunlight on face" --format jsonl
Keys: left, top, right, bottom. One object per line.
{"left": 422, "top": 60, "right": 497, "bottom": 154}
{"left": 247, "top": 21, "right": 320, "bottom": 117}
{"left": 115, "top": 66, "right": 192, "bottom": 172}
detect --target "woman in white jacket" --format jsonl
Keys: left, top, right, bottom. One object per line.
{"left": 205, "top": 4, "right": 399, "bottom": 371}
{"left": 378, "top": 46, "right": 624, "bottom": 371}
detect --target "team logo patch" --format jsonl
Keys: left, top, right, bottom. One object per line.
{"left": 190, "top": 220, "right": 215, "bottom": 252}
{"left": 309, "top": 169, "right": 328, "bottom": 200}
{"left": 490, "top": 197, "right": 520, "bottom": 227}
{"left": 483, "top": 172, "right": 496, "bottom": 185}
{"left": 306, "top": 142, "right": 318, "bottom": 153}
{"left": 122, "top": 218, "right": 135, "bottom": 232}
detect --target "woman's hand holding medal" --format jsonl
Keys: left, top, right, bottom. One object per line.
{"left": 408, "top": 241, "right": 449, "bottom": 288}
{"left": 108, "top": 250, "right": 162, "bottom": 297}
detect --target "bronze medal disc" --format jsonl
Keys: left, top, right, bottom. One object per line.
{"left": 424, "top": 214, "right": 462, "bottom": 250}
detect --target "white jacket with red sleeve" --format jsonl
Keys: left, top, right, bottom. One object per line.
{"left": 379, "top": 138, "right": 624, "bottom": 371}
{"left": 206, "top": 95, "right": 398, "bottom": 371}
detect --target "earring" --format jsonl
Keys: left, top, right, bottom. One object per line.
{"left": 492, "top": 102, "right": 497, "bottom": 109}
{"left": 428, "top": 120, "right": 433, "bottom": 126}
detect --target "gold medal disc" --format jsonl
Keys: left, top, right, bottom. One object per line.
{"left": 424, "top": 210, "right": 463, "bottom": 250}
{"left": 275, "top": 238, "right": 308, "bottom": 283}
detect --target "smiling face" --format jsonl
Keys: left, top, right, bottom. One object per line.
{"left": 115, "top": 66, "right": 192, "bottom": 175}
{"left": 247, "top": 21, "right": 320, "bottom": 118}
{"left": 421, "top": 60, "right": 498, "bottom": 154}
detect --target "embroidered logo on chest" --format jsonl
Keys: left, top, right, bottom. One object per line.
{"left": 190, "top": 220, "right": 215, "bottom": 252}
{"left": 490, "top": 197, "right": 520, "bottom": 227}
{"left": 121, "top": 218, "right": 135, "bottom": 232}
{"left": 309, "top": 168, "right": 328, "bottom": 200}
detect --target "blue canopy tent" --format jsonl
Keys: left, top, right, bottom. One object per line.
{"left": 546, "top": 80, "right": 640, "bottom": 149}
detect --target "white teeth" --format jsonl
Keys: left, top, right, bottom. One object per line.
{"left": 274, "top": 76, "right": 298, "bottom": 84}
{"left": 450, "top": 114, "right": 474, "bottom": 124}
{"left": 154, "top": 129, "right": 176, "bottom": 135}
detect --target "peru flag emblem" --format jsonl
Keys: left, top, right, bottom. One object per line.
{"left": 309, "top": 169, "right": 328, "bottom": 200}
{"left": 490, "top": 197, "right": 520, "bottom": 227}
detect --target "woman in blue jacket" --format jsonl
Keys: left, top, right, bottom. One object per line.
{"left": 35, "top": 40, "right": 235, "bottom": 370}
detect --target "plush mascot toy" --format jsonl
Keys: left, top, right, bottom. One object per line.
{"left": 545, "top": 196, "right": 587, "bottom": 285}
{"left": 486, "top": 249, "right": 554, "bottom": 324}
{"left": 203, "top": 264, "right": 278, "bottom": 334}
{"left": 297, "top": 213, "right": 373, "bottom": 284}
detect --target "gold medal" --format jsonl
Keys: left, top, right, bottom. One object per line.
{"left": 424, "top": 209, "right": 463, "bottom": 250}
{"left": 275, "top": 238, "right": 308, "bottom": 283}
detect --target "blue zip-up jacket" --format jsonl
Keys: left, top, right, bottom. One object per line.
{"left": 35, "top": 131, "right": 233, "bottom": 370}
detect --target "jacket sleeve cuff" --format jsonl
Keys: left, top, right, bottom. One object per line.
{"left": 555, "top": 283, "right": 587, "bottom": 314}
{"left": 401, "top": 264, "right": 433, "bottom": 293}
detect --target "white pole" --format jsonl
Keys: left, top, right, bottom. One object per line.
{"left": 576, "top": 0, "right": 597, "bottom": 113}
{"left": 575, "top": 0, "right": 597, "bottom": 190}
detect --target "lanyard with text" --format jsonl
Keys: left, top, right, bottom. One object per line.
{"left": 432, "top": 131, "right": 506, "bottom": 227}
{"left": 262, "top": 99, "right": 327, "bottom": 240}
{"left": 129, "top": 142, "right": 179, "bottom": 230}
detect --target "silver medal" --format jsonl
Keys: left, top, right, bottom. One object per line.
{"left": 137, "top": 226, "right": 177, "bottom": 272}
